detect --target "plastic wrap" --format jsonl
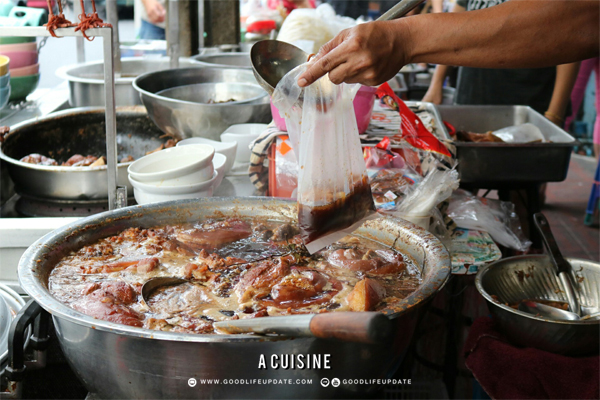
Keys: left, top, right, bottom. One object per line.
{"left": 272, "top": 63, "right": 375, "bottom": 253}
{"left": 277, "top": 4, "right": 356, "bottom": 54}
{"left": 447, "top": 190, "right": 532, "bottom": 252}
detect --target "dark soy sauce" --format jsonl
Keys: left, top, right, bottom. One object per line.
{"left": 298, "top": 177, "right": 375, "bottom": 244}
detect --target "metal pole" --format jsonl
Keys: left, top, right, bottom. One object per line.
{"left": 198, "top": 0, "right": 204, "bottom": 49}
{"left": 167, "top": 0, "right": 179, "bottom": 68}
{"left": 106, "top": 0, "right": 122, "bottom": 77}
{"left": 75, "top": 0, "right": 85, "bottom": 62}
{"left": 102, "top": 27, "right": 119, "bottom": 210}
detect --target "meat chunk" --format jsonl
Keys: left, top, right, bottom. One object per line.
{"left": 73, "top": 281, "right": 141, "bottom": 327}
{"left": 327, "top": 248, "right": 405, "bottom": 274}
{"left": 272, "top": 223, "right": 299, "bottom": 242}
{"left": 235, "top": 258, "right": 291, "bottom": 303}
{"left": 177, "top": 219, "right": 252, "bottom": 248}
{"left": 20, "top": 153, "right": 58, "bottom": 166}
{"left": 271, "top": 269, "right": 327, "bottom": 303}
{"left": 120, "top": 155, "right": 135, "bottom": 163}
{"left": 135, "top": 257, "right": 160, "bottom": 273}
{"left": 62, "top": 154, "right": 99, "bottom": 167}
{"left": 347, "top": 278, "right": 386, "bottom": 311}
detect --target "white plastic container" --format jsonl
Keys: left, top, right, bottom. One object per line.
{"left": 221, "top": 123, "right": 267, "bottom": 163}
{"left": 176, "top": 137, "right": 237, "bottom": 175}
{"left": 130, "top": 171, "right": 219, "bottom": 205}
{"left": 128, "top": 144, "right": 214, "bottom": 185}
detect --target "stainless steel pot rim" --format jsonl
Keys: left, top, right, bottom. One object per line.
{"left": 18, "top": 197, "right": 451, "bottom": 343}
{"left": 0, "top": 106, "right": 145, "bottom": 172}
{"left": 133, "top": 67, "right": 271, "bottom": 108}
{"left": 56, "top": 57, "right": 198, "bottom": 84}
{"left": 475, "top": 255, "right": 600, "bottom": 325}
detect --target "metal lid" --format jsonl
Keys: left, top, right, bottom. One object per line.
{"left": 0, "top": 283, "right": 26, "bottom": 366}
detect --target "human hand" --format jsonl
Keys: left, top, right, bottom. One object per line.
{"left": 297, "top": 20, "right": 412, "bottom": 87}
{"left": 144, "top": 0, "right": 166, "bottom": 24}
{"left": 422, "top": 85, "right": 443, "bottom": 104}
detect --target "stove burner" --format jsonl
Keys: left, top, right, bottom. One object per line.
{"left": 14, "top": 194, "right": 136, "bottom": 217}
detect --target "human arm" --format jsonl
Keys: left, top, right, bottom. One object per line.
{"left": 141, "top": 0, "right": 165, "bottom": 24}
{"left": 431, "top": 0, "right": 443, "bottom": 13}
{"left": 421, "top": 2, "right": 464, "bottom": 104}
{"left": 298, "top": 0, "right": 600, "bottom": 87}
{"left": 544, "top": 62, "right": 581, "bottom": 126}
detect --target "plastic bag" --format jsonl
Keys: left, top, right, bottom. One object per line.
{"left": 396, "top": 164, "right": 459, "bottom": 217}
{"left": 492, "top": 123, "right": 545, "bottom": 143}
{"left": 447, "top": 190, "right": 532, "bottom": 252}
{"left": 272, "top": 63, "right": 375, "bottom": 253}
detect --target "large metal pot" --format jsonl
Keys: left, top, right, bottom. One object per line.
{"left": 191, "top": 52, "right": 252, "bottom": 69}
{"left": 18, "top": 198, "right": 451, "bottom": 399}
{"left": 57, "top": 57, "right": 200, "bottom": 107}
{"left": 0, "top": 106, "right": 169, "bottom": 200}
{"left": 133, "top": 67, "right": 272, "bottom": 140}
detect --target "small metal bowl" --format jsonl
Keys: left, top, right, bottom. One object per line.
{"left": 475, "top": 255, "right": 600, "bottom": 356}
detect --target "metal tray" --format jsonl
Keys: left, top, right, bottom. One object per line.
{"left": 437, "top": 105, "right": 577, "bottom": 186}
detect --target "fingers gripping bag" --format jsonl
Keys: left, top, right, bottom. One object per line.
{"left": 272, "top": 63, "right": 376, "bottom": 253}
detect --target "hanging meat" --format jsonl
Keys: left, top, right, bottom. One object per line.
{"left": 44, "top": 0, "right": 74, "bottom": 37}
{"left": 75, "top": 0, "right": 112, "bottom": 41}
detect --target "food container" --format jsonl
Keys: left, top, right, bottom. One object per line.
{"left": 438, "top": 105, "right": 577, "bottom": 185}
{"left": 476, "top": 255, "right": 599, "bottom": 356}
{"left": 127, "top": 144, "right": 215, "bottom": 186}
{"left": 156, "top": 82, "right": 268, "bottom": 105}
{"left": 57, "top": 57, "right": 200, "bottom": 107}
{"left": 130, "top": 171, "right": 219, "bottom": 204}
{"left": 221, "top": 123, "right": 267, "bottom": 163}
{"left": 9, "top": 72, "right": 38, "bottom": 100}
{"left": 0, "top": 107, "right": 169, "bottom": 200}
{"left": 177, "top": 137, "right": 237, "bottom": 175}
{"left": 133, "top": 67, "right": 272, "bottom": 140}
{"left": 10, "top": 62, "right": 38, "bottom": 77}
{"left": 1, "top": 50, "right": 37, "bottom": 69}
{"left": 191, "top": 52, "right": 252, "bottom": 69}
{"left": 17, "top": 197, "right": 451, "bottom": 399}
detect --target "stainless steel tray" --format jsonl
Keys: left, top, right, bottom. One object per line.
{"left": 438, "top": 105, "right": 577, "bottom": 185}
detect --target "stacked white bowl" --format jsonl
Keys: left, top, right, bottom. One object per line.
{"left": 127, "top": 144, "right": 227, "bottom": 205}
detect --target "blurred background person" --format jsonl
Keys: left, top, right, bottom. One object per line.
{"left": 135, "top": 0, "right": 165, "bottom": 40}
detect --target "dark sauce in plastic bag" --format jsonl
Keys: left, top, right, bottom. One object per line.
{"left": 298, "top": 177, "right": 375, "bottom": 244}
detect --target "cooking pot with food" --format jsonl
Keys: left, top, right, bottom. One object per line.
{"left": 18, "top": 198, "right": 450, "bottom": 398}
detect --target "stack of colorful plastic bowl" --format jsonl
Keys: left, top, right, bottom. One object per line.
{"left": 0, "top": 37, "right": 39, "bottom": 102}
{"left": 0, "top": 55, "right": 10, "bottom": 108}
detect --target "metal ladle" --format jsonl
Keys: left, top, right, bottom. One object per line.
{"left": 518, "top": 300, "right": 600, "bottom": 321}
{"left": 141, "top": 276, "right": 187, "bottom": 308}
{"left": 250, "top": 0, "right": 427, "bottom": 95}
{"left": 141, "top": 276, "right": 394, "bottom": 343}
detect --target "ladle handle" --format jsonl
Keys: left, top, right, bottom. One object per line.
{"left": 533, "top": 213, "right": 570, "bottom": 275}
{"left": 309, "top": 312, "right": 393, "bottom": 344}
{"left": 377, "top": 0, "right": 427, "bottom": 21}
{"left": 533, "top": 213, "right": 581, "bottom": 316}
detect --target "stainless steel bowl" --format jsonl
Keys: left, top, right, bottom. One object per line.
{"left": 0, "top": 106, "right": 168, "bottom": 200}
{"left": 157, "top": 82, "right": 268, "bottom": 105}
{"left": 57, "top": 57, "right": 200, "bottom": 107}
{"left": 475, "top": 255, "right": 600, "bottom": 356}
{"left": 191, "top": 52, "right": 252, "bottom": 69}
{"left": 133, "top": 67, "right": 272, "bottom": 140}
{"left": 18, "top": 197, "right": 451, "bottom": 399}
